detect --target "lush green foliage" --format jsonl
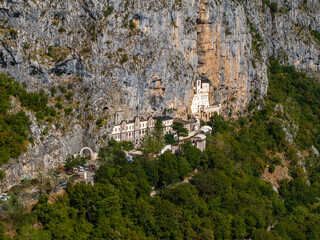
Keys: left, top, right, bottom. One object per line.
{"left": 119, "top": 140, "right": 134, "bottom": 151}
{"left": 0, "top": 73, "right": 58, "bottom": 166}
{"left": 64, "top": 155, "right": 88, "bottom": 170}
{"left": 1, "top": 61, "right": 320, "bottom": 239}
{"left": 0, "top": 170, "right": 6, "bottom": 179}
{"left": 0, "top": 74, "right": 32, "bottom": 165}
{"left": 310, "top": 28, "right": 320, "bottom": 42}
{"left": 0, "top": 111, "right": 30, "bottom": 165}
{"left": 165, "top": 133, "right": 176, "bottom": 144}
{"left": 268, "top": 57, "right": 320, "bottom": 150}
{"left": 172, "top": 122, "right": 188, "bottom": 143}
{"left": 140, "top": 124, "right": 165, "bottom": 154}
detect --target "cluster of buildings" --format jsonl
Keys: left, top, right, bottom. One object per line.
{"left": 110, "top": 114, "right": 213, "bottom": 152}
{"left": 110, "top": 78, "right": 219, "bottom": 152}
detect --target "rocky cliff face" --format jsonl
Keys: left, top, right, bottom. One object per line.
{"left": 197, "top": 0, "right": 320, "bottom": 114}
{"left": 0, "top": 0, "right": 319, "bottom": 192}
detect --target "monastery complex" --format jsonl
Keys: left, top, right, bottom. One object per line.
{"left": 109, "top": 78, "right": 220, "bottom": 152}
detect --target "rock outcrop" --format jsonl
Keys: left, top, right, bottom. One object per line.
{"left": 0, "top": 0, "right": 319, "bottom": 192}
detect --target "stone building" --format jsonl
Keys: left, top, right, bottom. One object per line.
{"left": 111, "top": 116, "right": 173, "bottom": 146}
{"left": 191, "top": 134, "right": 207, "bottom": 152}
{"left": 173, "top": 117, "right": 200, "bottom": 133}
{"left": 199, "top": 125, "right": 212, "bottom": 135}
{"left": 190, "top": 126, "right": 212, "bottom": 152}
{"left": 190, "top": 78, "right": 221, "bottom": 121}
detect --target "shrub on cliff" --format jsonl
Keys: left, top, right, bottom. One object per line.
{"left": 0, "top": 73, "right": 52, "bottom": 166}
{"left": 0, "top": 170, "right": 6, "bottom": 179}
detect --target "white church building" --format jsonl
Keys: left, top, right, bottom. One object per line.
{"left": 190, "top": 78, "right": 221, "bottom": 121}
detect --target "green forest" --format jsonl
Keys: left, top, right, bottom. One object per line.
{"left": 0, "top": 58, "right": 320, "bottom": 239}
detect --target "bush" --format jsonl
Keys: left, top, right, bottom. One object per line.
{"left": 311, "top": 29, "right": 320, "bottom": 42}
{"left": 42, "top": 127, "right": 49, "bottom": 135}
{"left": 272, "top": 156, "right": 282, "bottom": 166}
{"left": 47, "top": 46, "right": 69, "bottom": 63}
{"left": 46, "top": 117, "right": 53, "bottom": 123}
{"left": 270, "top": 2, "right": 278, "bottom": 13}
{"left": 55, "top": 102, "right": 63, "bottom": 110}
{"left": 104, "top": 6, "right": 114, "bottom": 16}
{"left": 268, "top": 164, "right": 275, "bottom": 173}
{"left": 96, "top": 118, "right": 103, "bottom": 126}
{"left": 9, "top": 29, "right": 18, "bottom": 39}
{"left": 0, "top": 170, "right": 6, "bottom": 179}
{"left": 58, "top": 85, "right": 67, "bottom": 93}
{"left": 120, "top": 54, "right": 129, "bottom": 64}
{"left": 35, "top": 111, "right": 44, "bottom": 120}
{"left": 66, "top": 91, "right": 73, "bottom": 101}
{"left": 58, "top": 26, "right": 66, "bottom": 33}
{"left": 165, "top": 133, "right": 176, "bottom": 144}
{"left": 64, "top": 107, "right": 73, "bottom": 115}
{"left": 129, "top": 20, "right": 136, "bottom": 30}
{"left": 50, "top": 86, "right": 57, "bottom": 96}
{"left": 28, "top": 136, "right": 34, "bottom": 143}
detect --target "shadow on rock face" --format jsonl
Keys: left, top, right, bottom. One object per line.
{"left": 50, "top": 59, "right": 86, "bottom": 77}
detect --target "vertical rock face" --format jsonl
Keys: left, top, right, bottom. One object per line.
{"left": 0, "top": 0, "right": 199, "bottom": 120}
{"left": 196, "top": 0, "right": 267, "bottom": 115}
{"left": 254, "top": 0, "right": 320, "bottom": 73}
{"left": 196, "top": 0, "right": 320, "bottom": 115}
{"left": 0, "top": 0, "right": 319, "bottom": 192}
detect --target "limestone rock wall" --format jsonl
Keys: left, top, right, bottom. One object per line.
{"left": 197, "top": 0, "right": 266, "bottom": 115}
{"left": 196, "top": 0, "right": 320, "bottom": 115}
{"left": 0, "top": 0, "right": 319, "bottom": 192}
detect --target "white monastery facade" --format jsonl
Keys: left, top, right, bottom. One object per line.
{"left": 190, "top": 78, "right": 221, "bottom": 121}
{"left": 111, "top": 116, "right": 173, "bottom": 146}
{"left": 191, "top": 79, "right": 210, "bottom": 114}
